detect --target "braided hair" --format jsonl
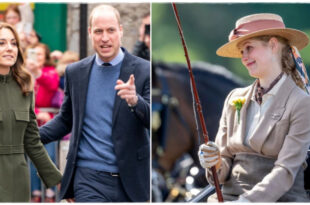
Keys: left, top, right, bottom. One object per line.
{"left": 253, "top": 35, "right": 305, "bottom": 91}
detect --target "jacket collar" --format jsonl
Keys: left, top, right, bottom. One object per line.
{"left": 77, "top": 55, "right": 96, "bottom": 127}
{"left": 247, "top": 76, "right": 296, "bottom": 153}
{"left": 76, "top": 48, "right": 137, "bottom": 133}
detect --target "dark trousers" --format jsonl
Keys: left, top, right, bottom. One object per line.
{"left": 73, "top": 166, "right": 131, "bottom": 202}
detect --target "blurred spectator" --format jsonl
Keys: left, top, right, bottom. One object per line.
{"left": 25, "top": 43, "right": 59, "bottom": 203}
{"left": 18, "top": 29, "right": 42, "bottom": 53}
{"left": 4, "top": 3, "right": 34, "bottom": 52}
{"left": 56, "top": 51, "right": 79, "bottom": 90}
{"left": 50, "top": 50, "right": 63, "bottom": 64}
{"left": 18, "top": 31, "right": 29, "bottom": 52}
{"left": 3, "top": 4, "right": 21, "bottom": 26}
{"left": 132, "top": 13, "right": 150, "bottom": 60}
{"left": 27, "top": 29, "right": 41, "bottom": 46}
{"left": 4, "top": 3, "right": 33, "bottom": 36}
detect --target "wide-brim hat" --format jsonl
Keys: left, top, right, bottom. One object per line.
{"left": 216, "top": 13, "right": 309, "bottom": 58}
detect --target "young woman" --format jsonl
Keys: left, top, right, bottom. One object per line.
{"left": 0, "top": 23, "right": 62, "bottom": 202}
{"left": 199, "top": 13, "right": 310, "bottom": 202}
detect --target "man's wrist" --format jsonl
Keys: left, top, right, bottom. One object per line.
{"left": 128, "top": 95, "right": 138, "bottom": 107}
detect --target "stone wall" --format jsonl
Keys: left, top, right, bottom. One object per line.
{"left": 66, "top": 3, "right": 150, "bottom": 58}
{"left": 66, "top": 4, "right": 80, "bottom": 55}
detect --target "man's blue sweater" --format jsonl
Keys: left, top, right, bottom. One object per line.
{"left": 77, "top": 56, "right": 123, "bottom": 173}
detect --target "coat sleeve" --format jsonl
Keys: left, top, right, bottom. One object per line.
{"left": 242, "top": 93, "right": 310, "bottom": 202}
{"left": 131, "top": 62, "right": 150, "bottom": 129}
{"left": 206, "top": 89, "right": 234, "bottom": 185}
{"left": 39, "top": 67, "right": 73, "bottom": 144}
{"left": 24, "top": 92, "right": 62, "bottom": 188}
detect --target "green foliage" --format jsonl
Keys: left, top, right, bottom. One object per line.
{"left": 152, "top": 3, "right": 310, "bottom": 81}
{"left": 300, "top": 29, "right": 310, "bottom": 67}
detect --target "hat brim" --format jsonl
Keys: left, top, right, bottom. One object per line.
{"left": 216, "top": 28, "right": 309, "bottom": 58}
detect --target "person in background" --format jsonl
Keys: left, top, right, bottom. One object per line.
{"left": 39, "top": 4, "right": 150, "bottom": 202}
{"left": 0, "top": 22, "right": 61, "bottom": 202}
{"left": 3, "top": 4, "right": 21, "bottom": 27}
{"left": 56, "top": 50, "right": 79, "bottom": 91}
{"left": 18, "top": 31, "right": 29, "bottom": 52}
{"left": 25, "top": 42, "right": 59, "bottom": 202}
{"left": 198, "top": 13, "right": 310, "bottom": 202}
{"left": 4, "top": 3, "right": 33, "bottom": 36}
{"left": 132, "top": 12, "right": 150, "bottom": 60}
{"left": 4, "top": 3, "right": 34, "bottom": 52}
{"left": 20, "top": 29, "right": 41, "bottom": 53}
{"left": 50, "top": 50, "right": 63, "bottom": 64}
{"left": 26, "top": 29, "right": 41, "bottom": 46}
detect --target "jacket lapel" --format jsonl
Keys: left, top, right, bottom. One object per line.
{"left": 230, "top": 84, "right": 255, "bottom": 146}
{"left": 77, "top": 55, "right": 95, "bottom": 128}
{"left": 248, "top": 76, "right": 295, "bottom": 153}
{"left": 112, "top": 49, "right": 136, "bottom": 126}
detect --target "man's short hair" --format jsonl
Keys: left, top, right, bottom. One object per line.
{"left": 89, "top": 4, "right": 121, "bottom": 27}
{"left": 142, "top": 12, "right": 150, "bottom": 19}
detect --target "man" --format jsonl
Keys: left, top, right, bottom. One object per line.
{"left": 39, "top": 4, "right": 150, "bottom": 202}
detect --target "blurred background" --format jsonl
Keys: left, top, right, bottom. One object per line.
{"left": 151, "top": 3, "right": 310, "bottom": 202}
{"left": 0, "top": 3, "right": 149, "bottom": 59}
{"left": 152, "top": 3, "right": 310, "bottom": 83}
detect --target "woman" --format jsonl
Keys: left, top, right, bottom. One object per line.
{"left": 3, "top": 4, "right": 21, "bottom": 27}
{"left": 25, "top": 43, "right": 59, "bottom": 202}
{"left": 26, "top": 43, "right": 59, "bottom": 117}
{"left": 0, "top": 23, "right": 61, "bottom": 202}
{"left": 199, "top": 13, "right": 310, "bottom": 202}
{"left": 4, "top": 3, "right": 33, "bottom": 33}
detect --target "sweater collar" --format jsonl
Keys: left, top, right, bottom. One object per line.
{"left": 95, "top": 48, "right": 124, "bottom": 67}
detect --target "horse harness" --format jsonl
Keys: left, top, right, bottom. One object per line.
{"left": 152, "top": 68, "right": 192, "bottom": 155}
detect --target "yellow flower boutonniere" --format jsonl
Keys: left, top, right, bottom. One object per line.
{"left": 230, "top": 97, "right": 246, "bottom": 123}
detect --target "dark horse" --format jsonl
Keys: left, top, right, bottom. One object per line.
{"left": 152, "top": 61, "right": 243, "bottom": 201}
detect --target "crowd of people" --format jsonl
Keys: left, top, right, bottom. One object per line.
{"left": 0, "top": 3, "right": 150, "bottom": 203}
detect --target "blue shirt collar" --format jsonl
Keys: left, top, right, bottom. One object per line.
{"left": 95, "top": 48, "right": 124, "bottom": 67}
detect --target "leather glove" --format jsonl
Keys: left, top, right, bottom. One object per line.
{"left": 198, "top": 141, "right": 221, "bottom": 170}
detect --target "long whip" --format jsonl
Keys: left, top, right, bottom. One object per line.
{"left": 171, "top": 3, "right": 224, "bottom": 202}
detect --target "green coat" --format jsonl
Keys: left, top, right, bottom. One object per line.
{"left": 0, "top": 72, "right": 62, "bottom": 202}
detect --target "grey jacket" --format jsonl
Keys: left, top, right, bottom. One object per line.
{"left": 208, "top": 76, "right": 310, "bottom": 202}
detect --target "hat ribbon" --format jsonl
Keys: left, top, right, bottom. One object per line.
{"left": 229, "top": 19, "right": 285, "bottom": 41}
{"left": 291, "top": 46, "right": 310, "bottom": 94}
